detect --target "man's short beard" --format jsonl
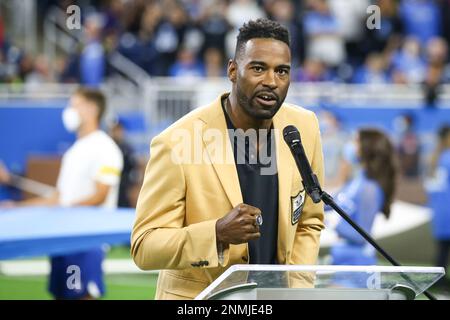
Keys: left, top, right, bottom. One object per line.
{"left": 236, "top": 85, "right": 284, "bottom": 120}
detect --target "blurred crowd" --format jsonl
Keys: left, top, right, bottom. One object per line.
{"left": 1, "top": 0, "right": 450, "bottom": 88}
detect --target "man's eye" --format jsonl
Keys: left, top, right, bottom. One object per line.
{"left": 277, "top": 69, "right": 288, "bottom": 76}
{"left": 252, "top": 66, "right": 264, "bottom": 73}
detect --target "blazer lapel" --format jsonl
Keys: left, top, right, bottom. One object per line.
{"left": 200, "top": 96, "right": 243, "bottom": 208}
{"left": 273, "top": 111, "right": 294, "bottom": 263}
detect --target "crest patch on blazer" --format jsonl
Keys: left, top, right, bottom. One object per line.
{"left": 291, "top": 189, "right": 306, "bottom": 225}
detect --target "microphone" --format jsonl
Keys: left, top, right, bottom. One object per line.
{"left": 282, "top": 125, "right": 437, "bottom": 300}
{"left": 283, "top": 125, "right": 322, "bottom": 203}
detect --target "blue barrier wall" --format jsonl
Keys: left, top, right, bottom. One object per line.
{"left": 2, "top": 100, "right": 450, "bottom": 196}
{"left": 2, "top": 101, "right": 450, "bottom": 174}
{"left": 0, "top": 101, "right": 75, "bottom": 173}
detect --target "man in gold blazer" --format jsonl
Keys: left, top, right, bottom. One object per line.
{"left": 131, "top": 19, "right": 325, "bottom": 300}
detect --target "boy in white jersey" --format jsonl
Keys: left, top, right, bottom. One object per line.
{"left": 9, "top": 88, "right": 123, "bottom": 299}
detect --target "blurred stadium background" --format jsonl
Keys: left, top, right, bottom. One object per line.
{"left": 1, "top": 0, "right": 450, "bottom": 299}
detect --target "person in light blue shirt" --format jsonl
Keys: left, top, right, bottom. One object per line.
{"left": 169, "top": 46, "right": 206, "bottom": 78}
{"left": 399, "top": 0, "right": 441, "bottom": 46}
{"left": 352, "top": 54, "right": 390, "bottom": 85}
{"left": 426, "top": 125, "right": 450, "bottom": 283}
{"left": 80, "top": 14, "right": 105, "bottom": 87}
{"left": 330, "top": 129, "right": 397, "bottom": 266}
{"left": 391, "top": 37, "right": 427, "bottom": 84}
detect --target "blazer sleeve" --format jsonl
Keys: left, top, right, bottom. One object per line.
{"left": 131, "top": 135, "right": 222, "bottom": 270}
{"left": 289, "top": 113, "right": 325, "bottom": 266}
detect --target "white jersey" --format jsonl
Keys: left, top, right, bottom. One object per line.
{"left": 57, "top": 130, "right": 123, "bottom": 208}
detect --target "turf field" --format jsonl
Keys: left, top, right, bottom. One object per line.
{"left": 0, "top": 273, "right": 158, "bottom": 300}
{"left": 0, "top": 246, "right": 158, "bottom": 300}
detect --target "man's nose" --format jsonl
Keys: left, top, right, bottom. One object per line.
{"left": 262, "top": 70, "right": 277, "bottom": 89}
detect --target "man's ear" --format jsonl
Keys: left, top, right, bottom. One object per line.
{"left": 86, "top": 102, "right": 99, "bottom": 123}
{"left": 227, "top": 59, "right": 237, "bottom": 83}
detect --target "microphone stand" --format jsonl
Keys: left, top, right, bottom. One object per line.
{"left": 306, "top": 173, "right": 437, "bottom": 300}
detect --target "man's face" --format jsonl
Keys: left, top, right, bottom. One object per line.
{"left": 69, "top": 94, "right": 98, "bottom": 125}
{"left": 229, "top": 38, "right": 291, "bottom": 120}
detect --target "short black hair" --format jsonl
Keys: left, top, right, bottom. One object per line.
{"left": 235, "top": 19, "right": 290, "bottom": 59}
{"left": 75, "top": 87, "right": 106, "bottom": 122}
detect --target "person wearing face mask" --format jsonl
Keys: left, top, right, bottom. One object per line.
{"left": 5, "top": 88, "right": 123, "bottom": 299}
{"left": 329, "top": 129, "right": 397, "bottom": 266}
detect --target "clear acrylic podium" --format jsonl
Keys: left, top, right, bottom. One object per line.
{"left": 195, "top": 265, "right": 445, "bottom": 300}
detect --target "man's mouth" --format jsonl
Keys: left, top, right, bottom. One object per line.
{"left": 255, "top": 92, "right": 278, "bottom": 107}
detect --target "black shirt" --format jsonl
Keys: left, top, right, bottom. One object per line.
{"left": 221, "top": 97, "right": 279, "bottom": 264}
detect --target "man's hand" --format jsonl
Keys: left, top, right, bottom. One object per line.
{"left": 216, "top": 203, "right": 261, "bottom": 246}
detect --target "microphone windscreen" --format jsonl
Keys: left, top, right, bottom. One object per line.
{"left": 283, "top": 125, "right": 301, "bottom": 144}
